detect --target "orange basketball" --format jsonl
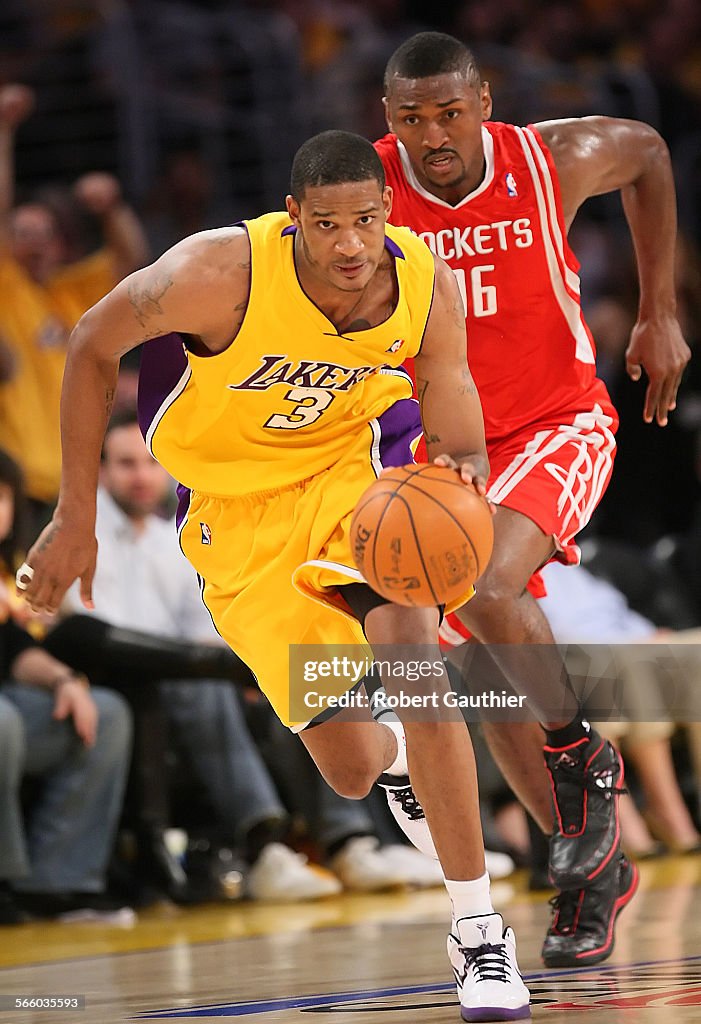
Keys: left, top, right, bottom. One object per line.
{"left": 350, "top": 463, "right": 494, "bottom": 607}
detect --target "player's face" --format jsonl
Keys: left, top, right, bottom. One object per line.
{"left": 286, "top": 179, "right": 392, "bottom": 293}
{"left": 384, "top": 72, "right": 492, "bottom": 203}
{"left": 100, "top": 423, "right": 171, "bottom": 519}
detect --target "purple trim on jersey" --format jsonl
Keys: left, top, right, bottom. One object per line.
{"left": 383, "top": 235, "right": 405, "bottom": 260}
{"left": 280, "top": 223, "right": 405, "bottom": 258}
{"left": 175, "top": 482, "right": 191, "bottom": 531}
{"left": 376, "top": 398, "right": 422, "bottom": 467}
{"left": 137, "top": 333, "right": 188, "bottom": 439}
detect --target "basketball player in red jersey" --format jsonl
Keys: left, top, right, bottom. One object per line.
{"left": 375, "top": 32, "right": 691, "bottom": 967}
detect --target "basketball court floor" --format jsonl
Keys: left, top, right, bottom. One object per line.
{"left": 1, "top": 856, "right": 700, "bottom": 1023}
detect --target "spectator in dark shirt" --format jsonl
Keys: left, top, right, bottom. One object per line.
{"left": 0, "top": 447, "right": 133, "bottom": 923}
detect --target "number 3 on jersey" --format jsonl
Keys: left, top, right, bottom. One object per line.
{"left": 453, "top": 265, "right": 497, "bottom": 318}
{"left": 264, "top": 386, "right": 335, "bottom": 429}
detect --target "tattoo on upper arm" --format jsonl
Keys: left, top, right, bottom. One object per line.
{"left": 416, "top": 376, "right": 441, "bottom": 445}
{"left": 232, "top": 300, "right": 247, "bottom": 331}
{"left": 451, "top": 292, "right": 465, "bottom": 329}
{"left": 458, "top": 369, "right": 478, "bottom": 397}
{"left": 208, "top": 233, "right": 243, "bottom": 248}
{"left": 105, "top": 386, "right": 115, "bottom": 420}
{"left": 127, "top": 275, "right": 174, "bottom": 328}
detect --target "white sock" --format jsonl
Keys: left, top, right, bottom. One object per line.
{"left": 382, "top": 718, "right": 409, "bottom": 777}
{"left": 445, "top": 871, "right": 494, "bottom": 922}
{"left": 369, "top": 685, "right": 409, "bottom": 777}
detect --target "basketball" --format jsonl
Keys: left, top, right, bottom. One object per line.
{"left": 350, "top": 463, "right": 494, "bottom": 607}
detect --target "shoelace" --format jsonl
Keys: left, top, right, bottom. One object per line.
{"left": 391, "top": 787, "right": 425, "bottom": 821}
{"left": 547, "top": 889, "right": 581, "bottom": 935}
{"left": 460, "top": 942, "right": 510, "bottom": 982}
{"left": 548, "top": 758, "right": 627, "bottom": 798}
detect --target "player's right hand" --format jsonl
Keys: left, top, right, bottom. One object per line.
{"left": 0, "top": 84, "right": 35, "bottom": 128}
{"left": 433, "top": 453, "right": 489, "bottom": 495}
{"left": 17, "top": 518, "right": 97, "bottom": 615}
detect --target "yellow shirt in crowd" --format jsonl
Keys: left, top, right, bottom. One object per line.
{"left": 0, "top": 249, "right": 115, "bottom": 502}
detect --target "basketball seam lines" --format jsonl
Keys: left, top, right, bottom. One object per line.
{"left": 386, "top": 478, "right": 484, "bottom": 577}
{"left": 396, "top": 492, "right": 442, "bottom": 607}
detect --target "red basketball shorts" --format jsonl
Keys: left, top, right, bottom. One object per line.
{"left": 439, "top": 402, "right": 618, "bottom": 647}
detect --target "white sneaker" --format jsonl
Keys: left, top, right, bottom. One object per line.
{"left": 379, "top": 778, "right": 438, "bottom": 858}
{"left": 246, "top": 843, "right": 342, "bottom": 903}
{"left": 381, "top": 780, "right": 516, "bottom": 885}
{"left": 448, "top": 913, "right": 530, "bottom": 1022}
{"left": 329, "top": 836, "right": 406, "bottom": 892}
{"left": 378, "top": 844, "right": 445, "bottom": 888}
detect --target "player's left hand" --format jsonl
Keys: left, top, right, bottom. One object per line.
{"left": 625, "top": 314, "right": 690, "bottom": 426}
{"left": 433, "top": 454, "right": 488, "bottom": 495}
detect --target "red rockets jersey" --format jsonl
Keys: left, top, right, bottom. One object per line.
{"left": 375, "top": 124, "right": 617, "bottom": 444}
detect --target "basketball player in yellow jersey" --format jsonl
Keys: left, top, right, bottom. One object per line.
{"left": 19, "top": 131, "right": 529, "bottom": 1020}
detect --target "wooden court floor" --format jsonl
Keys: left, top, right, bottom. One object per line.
{"left": 1, "top": 856, "right": 700, "bottom": 1024}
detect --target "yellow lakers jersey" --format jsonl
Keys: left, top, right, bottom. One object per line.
{"left": 139, "top": 212, "right": 435, "bottom": 496}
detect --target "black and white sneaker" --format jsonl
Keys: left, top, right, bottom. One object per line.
{"left": 545, "top": 730, "right": 625, "bottom": 890}
{"left": 541, "top": 852, "right": 639, "bottom": 967}
{"left": 376, "top": 774, "right": 438, "bottom": 859}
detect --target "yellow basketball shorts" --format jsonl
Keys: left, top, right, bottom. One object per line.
{"left": 178, "top": 400, "right": 472, "bottom": 729}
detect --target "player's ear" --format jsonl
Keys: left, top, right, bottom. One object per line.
{"left": 480, "top": 82, "right": 492, "bottom": 121}
{"left": 383, "top": 185, "right": 393, "bottom": 218}
{"left": 286, "top": 194, "right": 301, "bottom": 226}
{"left": 382, "top": 95, "right": 392, "bottom": 132}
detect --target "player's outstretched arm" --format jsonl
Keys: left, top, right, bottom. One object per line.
{"left": 19, "top": 228, "right": 251, "bottom": 614}
{"left": 414, "top": 255, "right": 489, "bottom": 492}
{"left": 538, "top": 115, "right": 690, "bottom": 426}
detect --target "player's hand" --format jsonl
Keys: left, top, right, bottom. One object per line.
{"left": 625, "top": 314, "right": 690, "bottom": 426}
{"left": 53, "top": 678, "right": 98, "bottom": 747}
{"left": 0, "top": 84, "right": 34, "bottom": 128}
{"left": 17, "top": 517, "right": 98, "bottom": 615}
{"left": 433, "top": 454, "right": 488, "bottom": 495}
{"left": 73, "top": 172, "right": 122, "bottom": 216}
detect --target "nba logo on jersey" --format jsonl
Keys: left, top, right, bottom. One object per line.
{"left": 387, "top": 338, "right": 405, "bottom": 354}
{"left": 505, "top": 172, "right": 518, "bottom": 197}
{"left": 200, "top": 522, "right": 212, "bottom": 545}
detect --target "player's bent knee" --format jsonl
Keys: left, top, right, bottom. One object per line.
{"left": 321, "top": 761, "right": 377, "bottom": 800}
{"left": 463, "top": 576, "right": 516, "bottom": 614}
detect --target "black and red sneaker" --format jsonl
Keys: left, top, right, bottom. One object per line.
{"left": 541, "top": 852, "right": 638, "bottom": 967}
{"left": 545, "top": 730, "right": 625, "bottom": 890}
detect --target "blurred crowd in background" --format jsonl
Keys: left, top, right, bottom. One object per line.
{"left": 1, "top": 0, "right": 701, "bottom": 924}
{"left": 3, "top": 0, "right": 701, "bottom": 550}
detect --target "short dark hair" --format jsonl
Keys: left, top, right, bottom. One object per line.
{"left": 290, "top": 131, "right": 385, "bottom": 201}
{"left": 384, "top": 32, "right": 481, "bottom": 94}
